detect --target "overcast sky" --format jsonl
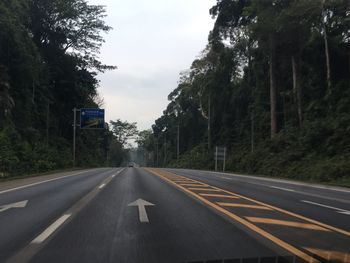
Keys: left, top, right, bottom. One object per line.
{"left": 88, "top": 0, "right": 216, "bottom": 131}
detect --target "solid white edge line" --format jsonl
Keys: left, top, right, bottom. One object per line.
{"left": 172, "top": 168, "right": 350, "bottom": 193}
{"left": 0, "top": 168, "right": 123, "bottom": 195}
{"left": 0, "top": 170, "right": 96, "bottom": 195}
{"left": 31, "top": 214, "right": 71, "bottom": 244}
{"left": 301, "top": 200, "right": 350, "bottom": 214}
{"left": 211, "top": 171, "right": 350, "bottom": 193}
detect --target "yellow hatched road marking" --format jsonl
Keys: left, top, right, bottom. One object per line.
{"left": 172, "top": 179, "right": 194, "bottom": 182}
{"left": 304, "top": 248, "right": 350, "bottom": 263}
{"left": 199, "top": 193, "right": 240, "bottom": 199}
{"left": 218, "top": 203, "right": 272, "bottom": 210}
{"left": 148, "top": 169, "right": 350, "bottom": 238}
{"left": 145, "top": 168, "right": 318, "bottom": 263}
{"left": 178, "top": 183, "right": 209, "bottom": 187}
{"left": 246, "top": 217, "right": 331, "bottom": 232}
{"left": 188, "top": 188, "right": 222, "bottom": 192}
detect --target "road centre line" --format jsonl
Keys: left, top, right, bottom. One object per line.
{"left": 245, "top": 217, "right": 330, "bottom": 232}
{"left": 146, "top": 168, "right": 319, "bottom": 263}
{"left": 99, "top": 183, "right": 106, "bottom": 189}
{"left": 31, "top": 214, "right": 71, "bottom": 244}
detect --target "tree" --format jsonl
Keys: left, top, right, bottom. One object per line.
{"left": 0, "top": 66, "right": 14, "bottom": 125}
{"left": 29, "top": 0, "right": 115, "bottom": 71}
{"left": 145, "top": 0, "right": 349, "bottom": 183}
{"left": 0, "top": 0, "right": 117, "bottom": 175}
{"left": 110, "top": 119, "right": 138, "bottom": 147}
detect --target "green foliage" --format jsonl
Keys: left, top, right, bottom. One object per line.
{"left": 138, "top": 0, "right": 350, "bottom": 185}
{"left": 169, "top": 144, "right": 212, "bottom": 170}
{"left": 110, "top": 119, "right": 138, "bottom": 147}
{"left": 0, "top": 127, "right": 19, "bottom": 176}
{"left": 0, "top": 0, "right": 123, "bottom": 176}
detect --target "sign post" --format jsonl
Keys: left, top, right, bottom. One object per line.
{"left": 72, "top": 108, "right": 105, "bottom": 167}
{"left": 223, "top": 147, "right": 226, "bottom": 172}
{"left": 215, "top": 147, "right": 218, "bottom": 171}
{"left": 80, "top": 108, "right": 105, "bottom": 129}
{"left": 214, "top": 146, "right": 226, "bottom": 172}
{"left": 72, "top": 108, "right": 79, "bottom": 167}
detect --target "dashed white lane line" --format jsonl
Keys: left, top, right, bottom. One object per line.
{"left": 31, "top": 214, "right": 71, "bottom": 244}
{"left": 99, "top": 183, "right": 106, "bottom": 189}
{"left": 301, "top": 200, "right": 350, "bottom": 216}
{"left": 270, "top": 186, "right": 295, "bottom": 192}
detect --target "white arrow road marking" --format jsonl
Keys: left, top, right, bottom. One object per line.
{"left": 0, "top": 200, "right": 28, "bottom": 213}
{"left": 128, "top": 199, "right": 155, "bottom": 223}
{"left": 301, "top": 200, "right": 350, "bottom": 216}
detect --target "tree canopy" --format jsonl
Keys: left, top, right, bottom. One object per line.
{"left": 138, "top": 0, "right": 350, "bottom": 184}
{"left": 0, "top": 0, "right": 123, "bottom": 176}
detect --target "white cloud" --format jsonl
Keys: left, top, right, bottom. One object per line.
{"left": 88, "top": 0, "right": 216, "bottom": 131}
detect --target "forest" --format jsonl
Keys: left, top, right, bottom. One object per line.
{"left": 138, "top": 0, "right": 350, "bottom": 185}
{"left": 0, "top": 0, "right": 134, "bottom": 177}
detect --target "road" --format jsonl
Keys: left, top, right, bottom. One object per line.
{"left": 0, "top": 168, "right": 349, "bottom": 263}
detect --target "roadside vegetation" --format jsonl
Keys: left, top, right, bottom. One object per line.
{"left": 0, "top": 0, "right": 136, "bottom": 177}
{"left": 137, "top": 0, "right": 350, "bottom": 185}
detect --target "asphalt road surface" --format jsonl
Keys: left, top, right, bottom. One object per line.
{"left": 0, "top": 168, "right": 349, "bottom": 263}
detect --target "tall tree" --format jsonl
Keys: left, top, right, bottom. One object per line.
{"left": 110, "top": 119, "right": 138, "bottom": 147}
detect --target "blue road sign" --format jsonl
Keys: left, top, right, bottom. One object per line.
{"left": 80, "top": 108, "right": 105, "bottom": 129}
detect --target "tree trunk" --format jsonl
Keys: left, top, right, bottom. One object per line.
{"left": 348, "top": 0, "right": 350, "bottom": 83}
{"left": 247, "top": 38, "right": 254, "bottom": 152}
{"left": 269, "top": 33, "right": 278, "bottom": 138}
{"left": 322, "top": 0, "right": 331, "bottom": 95}
{"left": 207, "top": 94, "right": 211, "bottom": 150}
{"left": 323, "top": 24, "right": 331, "bottom": 95}
{"left": 46, "top": 102, "right": 50, "bottom": 145}
{"left": 292, "top": 55, "right": 303, "bottom": 129}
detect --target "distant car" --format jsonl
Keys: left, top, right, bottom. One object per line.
{"left": 128, "top": 162, "right": 134, "bottom": 167}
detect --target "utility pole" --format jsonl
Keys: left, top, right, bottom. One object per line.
{"left": 177, "top": 124, "right": 180, "bottom": 161}
{"left": 164, "top": 134, "right": 167, "bottom": 166}
{"left": 32, "top": 79, "right": 35, "bottom": 104}
{"left": 208, "top": 94, "right": 211, "bottom": 150}
{"left": 223, "top": 147, "right": 226, "bottom": 172}
{"left": 251, "top": 112, "right": 254, "bottom": 153}
{"left": 73, "top": 108, "right": 77, "bottom": 167}
{"left": 46, "top": 102, "right": 50, "bottom": 146}
{"left": 156, "top": 139, "right": 159, "bottom": 167}
{"left": 215, "top": 146, "right": 218, "bottom": 172}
